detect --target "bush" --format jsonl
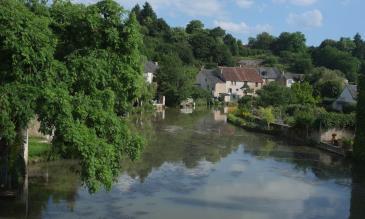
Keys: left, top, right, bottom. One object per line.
{"left": 316, "top": 112, "right": 356, "bottom": 129}
{"left": 342, "top": 103, "right": 357, "bottom": 114}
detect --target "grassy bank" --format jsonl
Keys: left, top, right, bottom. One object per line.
{"left": 29, "top": 136, "right": 52, "bottom": 162}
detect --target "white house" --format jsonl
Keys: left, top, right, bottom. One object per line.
{"left": 332, "top": 84, "right": 357, "bottom": 111}
{"left": 196, "top": 67, "right": 264, "bottom": 102}
{"left": 144, "top": 61, "right": 158, "bottom": 84}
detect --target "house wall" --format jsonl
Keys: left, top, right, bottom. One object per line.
{"left": 320, "top": 128, "right": 354, "bottom": 142}
{"left": 286, "top": 79, "right": 295, "bottom": 87}
{"left": 144, "top": 72, "right": 154, "bottom": 84}
{"left": 213, "top": 81, "right": 263, "bottom": 101}
{"left": 213, "top": 83, "right": 227, "bottom": 98}
{"left": 225, "top": 81, "right": 263, "bottom": 96}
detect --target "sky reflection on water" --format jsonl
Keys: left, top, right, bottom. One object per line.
{"left": 2, "top": 108, "right": 364, "bottom": 219}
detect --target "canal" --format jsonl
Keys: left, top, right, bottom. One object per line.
{"left": 1, "top": 108, "right": 364, "bottom": 219}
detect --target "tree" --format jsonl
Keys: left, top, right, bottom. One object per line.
{"left": 257, "top": 82, "right": 292, "bottom": 107}
{"left": 280, "top": 51, "right": 313, "bottom": 74}
{"left": 291, "top": 82, "right": 318, "bottom": 105}
{"left": 354, "top": 64, "right": 365, "bottom": 162}
{"left": 186, "top": 20, "right": 204, "bottom": 34}
{"left": 272, "top": 32, "right": 307, "bottom": 54}
{"left": 0, "top": 0, "right": 147, "bottom": 193}
{"left": 189, "top": 32, "right": 215, "bottom": 61}
{"left": 353, "top": 33, "right": 365, "bottom": 59}
{"left": 305, "top": 67, "right": 346, "bottom": 98}
{"left": 248, "top": 32, "right": 275, "bottom": 50}
{"left": 224, "top": 34, "right": 239, "bottom": 56}
{"left": 312, "top": 46, "right": 360, "bottom": 82}
{"left": 293, "top": 108, "right": 317, "bottom": 137}
{"left": 210, "top": 27, "right": 226, "bottom": 38}
{"left": 258, "top": 107, "right": 275, "bottom": 129}
{"left": 156, "top": 54, "right": 196, "bottom": 105}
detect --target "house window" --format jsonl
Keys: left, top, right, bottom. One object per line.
{"left": 236, "top": 89, "right": 239, "bottom": 91}
{"left": 231, "top": 81, "right": 234, "bottom": 85}
{"left": 255, "top": 82, "right": 258, "bottom": 87}
{"left": 229, "top": 88, "right": 232, "bottom": 93}
{"left": 244, "top": 81, "right": 248, "bottom": 86}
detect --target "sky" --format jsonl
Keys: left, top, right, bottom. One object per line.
{"left": 72, "top": 0, "right": 364, "bottom": 46}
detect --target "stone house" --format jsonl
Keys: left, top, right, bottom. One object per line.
{"left": 196, "top": 67, "right": 264, "bottom": 102}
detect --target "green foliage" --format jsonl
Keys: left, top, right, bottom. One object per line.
{"left": 29, "top": 137, "right": 52, "bottom": 159}
{"left": 257, "top": 82, "right": 292, "bottom": 107}
{"left": 354, "top": 71, "right": 365, "bottom": 161}
{"left": 305, "top": 67, "right": 346, "bottom": 98}
{"left": 293, "top": 108, "right": 317, "bottom": 136}
{"left": 248, "top": 32, "right": 275, "bottom": 50}
{"left": 272, "top": 32, "right": 307, "bottom": 54}
{"left": 156, "top": 54, "right": 197, "bottom": 105}
{"left": 291, "top": 82, "right": 318, "bottom": 105}
{"left": 0, "top": 0, "right": 147, "bottom": 192}
{"left": 186, "top": 20, "right": 204, "bottom": 34}
{"left": 312, "top": 46, "right": 360, "bottom": 82}
{"left": 258, "top": 107, "right": 275, "bottom": 129}
{"left": 317, "top": 112, "right": 356, "bottom": 129}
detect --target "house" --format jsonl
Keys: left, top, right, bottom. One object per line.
{"left": 196, "top": 68, "right": 223, "bottom": 92}
{"left": 258, "top": 67, "right": 282, "bottom": 85}
{"left": 144, "top": 61, "right": 159, "bottom": 84}
{"left": 197, "top": 67, "right": 264, "bottom": 102}
{"left": 237, "top": 59, "right": 263, "bottom": 68}
{"left": 332, "top": 84, "right": 357, "bottom": 111}
{"left": 280, "top": 72, "right": 304, "bottom": 87}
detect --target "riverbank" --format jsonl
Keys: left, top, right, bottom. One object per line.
{"left": 28, "top": 136, "right": 52, "bottom": 163}
{"left": 227, "top": 113, "right": 349, "bottom": 157}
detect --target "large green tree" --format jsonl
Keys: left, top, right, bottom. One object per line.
{"left": 156, "top": 54, "right": 197, "bottom": 105}
{"left": 0, "top": 0, "right": 146, "bottom": 192}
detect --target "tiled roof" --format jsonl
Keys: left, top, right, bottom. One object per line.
{"left": 219, "top": 67, "right": 263, "bottom": 83}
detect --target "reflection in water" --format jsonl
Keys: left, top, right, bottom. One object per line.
{"left": 1, "top": 108, "right": 365, "bottom": 219}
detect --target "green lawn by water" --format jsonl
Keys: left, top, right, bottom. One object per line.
{"left": 29, "top": 136, "right": 51, "bottom": 159}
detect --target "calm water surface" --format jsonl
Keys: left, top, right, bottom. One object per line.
{"left": 1, "top": 109, "right": 365, "bottom": 219}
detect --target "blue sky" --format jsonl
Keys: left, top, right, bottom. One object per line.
{"left": 73, "top": 0, "right": 364, "bottom": 46}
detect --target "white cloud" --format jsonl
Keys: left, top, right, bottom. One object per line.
{"left": 273, "top": 0, "right": 317, "bottom": 6}
{"left": 287, "top": 9, "right": 323, "bottom": 28}
{"left": 214, "top": 20, "right": 272, "bottom": 35}
{"left": 235, "top": 0, "right": 255, "bottom": 8}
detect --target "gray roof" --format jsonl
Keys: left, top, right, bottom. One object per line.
{"left": 144, "top": 61, "right": 159, "bottom": 74}
{"left": 258, "top": 67, "right": 281, "bottom": 80}
{"left": 346, "top": 84, "right": 358, "bottom": 100}
{"left": 200, "top": 69, "right": 224, "bottom": 84}
{"left": 283, "top": 72, "right": 304, "bottom": 80}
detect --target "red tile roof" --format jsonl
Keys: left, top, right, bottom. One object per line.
{"left": 219, "top": 67, "right": 263, "bottom": 83}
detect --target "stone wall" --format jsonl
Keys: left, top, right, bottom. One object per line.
{"left": 320, "top": 128, "right": 355, "bottom": 142}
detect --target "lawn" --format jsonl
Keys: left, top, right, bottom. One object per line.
{"left": 28, "top": 136, "right": 51, "bottom": 160}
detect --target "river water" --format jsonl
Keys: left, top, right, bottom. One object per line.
{"left": 1, "top": 109, "right": 364, "bottom": 219}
